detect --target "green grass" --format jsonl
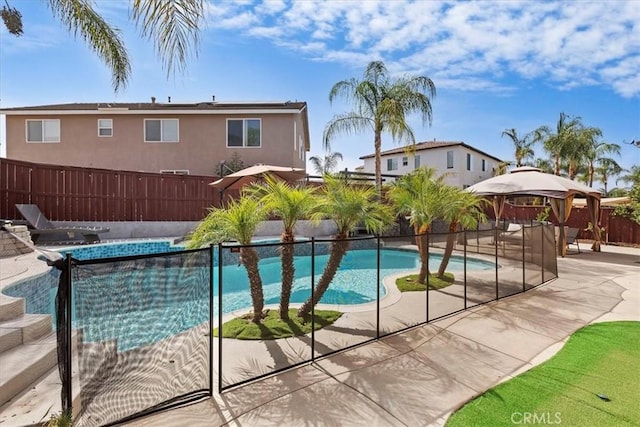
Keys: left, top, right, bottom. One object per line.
{"left": 446, "top": 321, "right": 640, "bottom": 427}
{"left": 213, "top": 309, "right": 342, "bottom": 340}
{"left": 395, "top": 272, "right": 455, "bottom": 292}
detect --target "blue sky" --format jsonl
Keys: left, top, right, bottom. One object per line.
{"left": 1, "top": 0, "right": 638, "bottom": 190}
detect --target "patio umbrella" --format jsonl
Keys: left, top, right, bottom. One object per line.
{"left": 466, "top": 167, "right": 603, "bottom": 256}
{"left": 210, "top": 164, "right": 306, "bottom": 205}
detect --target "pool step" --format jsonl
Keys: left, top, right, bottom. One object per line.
{"left": 0, "top": 331, "right": 58, "bottom": 408}
{"left": 0, "top": 294, "right": 25, "bottom": 322}
{"left": 0, "top": 313, "right": 53, "bottom": 354}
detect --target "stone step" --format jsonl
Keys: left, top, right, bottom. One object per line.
{"left": 0, "top": 332, "right": 58, "bottom": 407}
{"left": 0, "top": 296, "right": 25, "bottom": 322}
{"left": 0, "top": 313, "right": 53, "bottom": 354}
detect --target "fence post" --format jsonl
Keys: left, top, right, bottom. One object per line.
{"left": 209, "top": 245, "right": 214, "bottom": 397}
{"left": 425, "top": 232, "right": 430, "bottom": 322}
{"left": 64, "top": 253, "right": 73, "bottom": 416}
{"left": 522, "top": 226, "right": 526, "bottom": 293}
{"left": 217, "top": 243, "right": 223, "bottom": 393}
{"left": 311, "top": 237, "right": 315, "bottom": 362}
{"left": 463, "top": 230, "right": 467, "bottom": 310}
{"left": 495, "top": 226, "right": 499, "bottom": 300}
{"left": 376, "top": 235, "right": 380, "bottom": 339}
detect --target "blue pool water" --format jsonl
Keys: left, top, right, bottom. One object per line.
{"left": 16, "top": 242, "right": 495, "bottom": 350}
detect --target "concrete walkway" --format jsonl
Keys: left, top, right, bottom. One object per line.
{"left": 125, "top": 245, "right": 639, "bottom": 427}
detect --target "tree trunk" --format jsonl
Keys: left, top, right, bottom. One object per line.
{"left": 554, "top": 155, "right": 560, "bottom": 175}
{"left": 588, "top": 162, "right": 594, "bottom": 187}
{"left": 297, "top": 237, "right": 350, "bottom": 318}
{"left": 374, "top": 129, "right": 382, "bottom": 192}
{"left": 437, "top": 223, "right": 457, "bottom": 278}
{"left": 279, "top": 232, "right": 295, "bottom": 320}
{"left": 240, "top": 247, "right": 264, "bottom": 323}
{"left": 415, "top": 226, "right": 430, "bottom": 285}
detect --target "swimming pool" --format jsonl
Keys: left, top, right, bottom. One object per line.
{"left": 5, "top": 242, "right": 495, "bottom": 350}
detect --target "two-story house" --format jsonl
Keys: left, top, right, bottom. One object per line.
{"left": 359, "top": 141, "right": 502, "bottom": 188}
{"left": 0, "top": 100, "right": 310, "bottom": 175}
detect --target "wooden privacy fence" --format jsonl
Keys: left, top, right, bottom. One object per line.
{"left": 499, "top": 203, "right": 639, "bottom": 246}
{"left": 1, "top": 159, "right": 220, "bottom": 221}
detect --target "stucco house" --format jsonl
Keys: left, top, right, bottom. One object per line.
{"left": 0, "top": 100, "right": 310, "bottom": 175}
{"left": 359, "top": 141, "right": 502, "bottom": 188}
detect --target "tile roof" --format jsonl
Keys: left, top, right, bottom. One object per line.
{"left": 359, "top": 141, "right": 502, "bottom": 162}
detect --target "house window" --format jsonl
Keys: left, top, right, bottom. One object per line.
{"left": 447, "top": 151, "right": 454, "bottom": 169}
{"left": 467, "top": 153, "right": 473, "bottom": 171}
{"left": 414, "top": 155, "right": 421, "bottom": 168}
{"left": 98, "top": 119, "right": 112, "bottom": 137}
{"left": 26, "top": 119, "right": 60, "bottom": 143}
{"left": 227, "top": 119, "right": 261, "bottom": 147}
{"left": 402, "top": 156, "right": 408, "bottom": 166}
{"left": 145, "top": 119, "right": 178, "bottom": 142}
{"left": 482, "top": 159, "right": 486, "bottom": 172}
{"left": 387, "top": 158, "right": 398, "bottom": 171}
{"left": 160, "top": 170, "right": 189, "bottom": 175}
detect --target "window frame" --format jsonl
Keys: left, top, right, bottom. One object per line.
{"left": 226, "top": 118, "right": 262, "bottom": 148}
{"left": 98, "top": 118, "right": 113, "bottom": 137}
{"left": 387, "top": 157, "right": 398, "bottom": 171}
{"left": 446, "top": 151, "right": 454, "bottom": 169}
{"left": 26, "top": 119, "right": 60, "bottom": 143}
{"left": 402, "top": 156, "right": 408, "bottom": 166}
{"left": 414, "top": 155, "right": 421, "bottom": 169}
{"left": 482, "top": 159, "right": 486, "bottom": 172}
{"left": 144, "top": 118, "right": 179, "bottom": 143}
{"left": 160, "top": 170, "right": 190, "bottom": 175}
{"left": 467, "top": 153, "right": 473, "bottom": 171}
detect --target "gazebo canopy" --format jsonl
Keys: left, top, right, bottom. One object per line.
{"left": 466, "top": 167, "right": 603, "bottom": 256}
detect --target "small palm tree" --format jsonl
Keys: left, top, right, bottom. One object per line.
{"left": 297, "top": 175, "right": 393, "bottom": 318}
{"left": 187, "top": 197, "right": 267, "bottom": 324}
{"left": 492, "top": 161, "right": 512, "bottom": 176}
{"left": 3, "top": 0, "right": 204, "bottom": 92}
{"left": 309, "top": 151, "right": 343, "bottom": 175}
{"left": 501, "top": 128, "right": 535, "bottom": 167}
{"left": 437, "top": 188, "right": 486, "bottom": 278}
{"left": 617, "top": 165, "right": 640, "bottom": 189}
{"left": 583, "top": 138, "right": 619, "bottom": 187}
{"left": 244, "top": 176, "right": 316, "bottom": 320}
{"left": 324, "top": 61, "right": 436, "bottom": 190}
{"left": 387, "top": 167, "right": 445, "bottom": 285}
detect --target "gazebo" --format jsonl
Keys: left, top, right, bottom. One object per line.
{"left": 465, "top": 167, "right": 603, "bottom": 257}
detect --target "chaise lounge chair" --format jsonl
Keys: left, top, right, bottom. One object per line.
{"left": 15, "top": 204, "right": 109, "bottom": 244}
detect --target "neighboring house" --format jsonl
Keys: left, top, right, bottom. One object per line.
{"left": 0, "top": 100, "right": 310, "bottom": 175}
{"left": 359, "top": 141, "right": 502, "bottom": 188}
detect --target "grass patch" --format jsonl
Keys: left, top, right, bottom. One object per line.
{"left": 213, "top": 309, "right": 342, "bottom": 340}
{"left": 396, "top": 272, "right": 455, "bottom": 292}
{"left": 446, "top": 321, "right": 640, "bottom": 427}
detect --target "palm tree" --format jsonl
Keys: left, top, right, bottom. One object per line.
{"left": 501, "top": 128, "right": 535, "bottom": 167}
{"left": 536, "top": 113, "right": 582, "bottom": 176}
{"left": 492, "top": 161, "right": 512, "bottom": 176}
{"left": 532, "top": 158, "right": 554, "bottom": 174}
{"left": 436, "top": 187, "right": 486, "bottom": 278}
{"left": 387, "top": 167, "right": 445, "bottom": 285}
{"left": 2, "top": 0, "right": 203, "bottom": 92}
{"left": 309, "top": 151, "right": 343, "bottom": 175}
{"left": 297, "top": 175, "right": 393, "bottom": 318}
{"left": 581, "top": 135, "right": 616, "bottom": 187}
{"left": 324, "top": 61, "right": 436, "bottom": 190}
{"left": 617, "top": 165, "right": 640, "bottom": 189}
{"left": 244, "top": 176, "right": 316, "bottom": 320}
{"left": 187, "top": 197, "right": 267, "bottom": 324}
{"left": 595, "top": 158, "right": 623, "bottom": 195}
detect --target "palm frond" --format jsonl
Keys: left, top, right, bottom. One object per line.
{"left": 323, "top": 113, "right": 373, "bottom": 147}
{"left": 132, "top": 0, "right": 203, "bottom": 77}
{"left": 47, "top": 0, "right": 130, "bottom": 91}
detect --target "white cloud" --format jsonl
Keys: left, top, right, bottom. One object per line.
{"left": 202, "top": 0, "right": 639, "bottom": 98}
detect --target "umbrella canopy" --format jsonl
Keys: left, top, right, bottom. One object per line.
{"left": 466, "top": 167, "right": 603, "bottom": 256}
{"left": 209, "top": 164, "right": 306, "bottom": 192}
{"left": 465, "top": 167, "right": 602, "bottom": 199}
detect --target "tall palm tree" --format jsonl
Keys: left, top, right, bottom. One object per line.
{"left": 532, "top": 158, "right": 554, "bottom": 174}
{"left": 501, "top": 128, "right": 535, "bottom": 167}
{"left": 436, "top": 187, "right": 486, "bottom": 278}
{"left": 536, "top": 112, "right": 582, "bottom": 176}
{"left": 187, "top": 197, "right": 267, "bottom": 324}
{"left": 387, "top": 167, "right": 445, "bottom": 285}
{"left": 581, "top": 133, "right": 615, "bottom": 187}
{"left": 297, "top": 175, "right": 393, "bottom": 318}
{"left": 617, "top": 165, "right": 640, "bottom": 189}
{"left": 492, "top": 161, "right": 512, "bottom": 176}
{"left": 309, "top": 151, "right": 343, "bottom": 175}
{"left": 595, "top": 158, "right": 623, "bottom": 195}
{"left": 244, "top": 176, "right": 316, "bottom": 320}
{"left": 2, "top": 0, "right": 203, "bottom": 92}
{"left": 324, "top": 61, "right": 436, "bottom": 190}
